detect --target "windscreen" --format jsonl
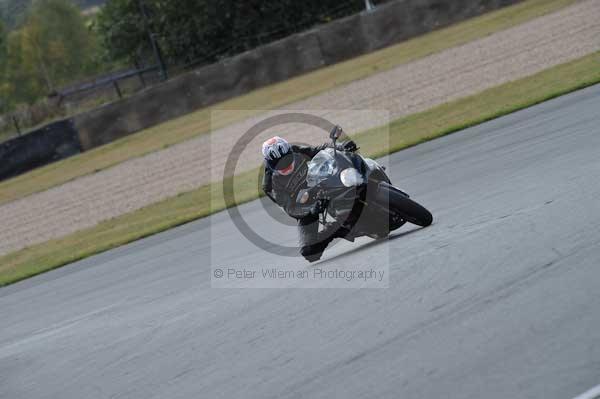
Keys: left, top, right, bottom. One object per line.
{"left": 306, "top": 148, "right": 338, "bottom": 187}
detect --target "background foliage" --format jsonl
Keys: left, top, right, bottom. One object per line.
{"left": 0, "top": 0, "right": 373, "bottom": 114}
{"left": 0, "top": 0, "right": 104, "bottom": 27}
{"left": 1, "top": 0, "right": 103, "bottom": 112}
{"left": 95, "top": 0, "right": 368, "bottom": 66}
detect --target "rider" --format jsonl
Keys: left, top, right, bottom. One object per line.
{"left": 261, "top": 132, "right": 358, "bottom": 262}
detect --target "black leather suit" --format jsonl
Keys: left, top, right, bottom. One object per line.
{"left": 262, "top": 143, "right": 348, "bottom": 261}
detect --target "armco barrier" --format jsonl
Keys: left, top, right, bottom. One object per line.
{"left": 0, "top": 119, "right": 81, "bottom": 182}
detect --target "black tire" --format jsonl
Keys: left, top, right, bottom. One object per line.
{"left": 375, "top": 182, "right": 433, "bottom": 227}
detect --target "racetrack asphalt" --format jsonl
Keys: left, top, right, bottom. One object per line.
{"left": 1, "top": 84, "right": 600, "bottom": 399}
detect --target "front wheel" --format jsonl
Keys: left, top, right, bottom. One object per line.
{"left": 375, "top": 182, "right": 433, "bottom": 227}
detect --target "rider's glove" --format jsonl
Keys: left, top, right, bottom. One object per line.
{"left": 310, "top": 199, "right": 328, "bottom": 215}
{"left": 340, "top": 140, "right": 358, "bottom": 152}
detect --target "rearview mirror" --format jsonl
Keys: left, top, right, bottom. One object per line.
{"left": 329, "top": 125, "right": 343, "bottom": 141}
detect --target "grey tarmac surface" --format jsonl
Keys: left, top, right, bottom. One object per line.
{"left": 2, "top": 85, "right": 600, "bottom": 399}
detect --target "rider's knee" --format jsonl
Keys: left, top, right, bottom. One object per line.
{"left": 300, "top": 244, "right": 324, "bottom": 262}
{"left": 300, "top": 244, "right": 317, "bottom": 257}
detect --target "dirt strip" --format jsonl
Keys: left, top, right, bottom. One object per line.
{"left": 1, "top": 0, "right": 599, "bottom": 256}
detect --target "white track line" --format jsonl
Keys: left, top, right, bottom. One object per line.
{"left": 572, "top": 384, "right": 600, "bottom": 399}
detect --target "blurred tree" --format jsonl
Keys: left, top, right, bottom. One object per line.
{"left": 96, "top": 0, "right": 365, "bottom": 67}
{"left": 22, "top": 0, "right": 99, "bottom": 91}
{"left": 4, "top": 29, "right": 40, "bottom": 105}
{"left": 0, "top": 0, "right": 106, "bottom": 28}
{"left": 0, "top": 0, "right": 29, "bottom": 28}
{"left": 94, "top": 0, "right": 147, "bottom": 62}
{"left": 0, "top": 19, "right": 6, "bottom": 63}
{"left": 0, "top": 20, "right": 9, "bottom": 113}
{"left": 2, "top": 0, "right": 101, "bottom": 107}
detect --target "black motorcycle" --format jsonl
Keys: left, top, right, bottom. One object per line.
{"left": 294, "top": 127, "right": 433, "bottom": 241}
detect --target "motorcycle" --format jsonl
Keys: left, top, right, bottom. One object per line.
{"left": 294, "top": 126, "right": 433, "bottom": 242}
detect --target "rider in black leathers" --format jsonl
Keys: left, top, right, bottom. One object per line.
{"left": 262, "top": 136, "right": 357, "bottom": 262}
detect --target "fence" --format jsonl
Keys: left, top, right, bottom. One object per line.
{"left": 0, "top": 64, "right": 168, "bottom": 143}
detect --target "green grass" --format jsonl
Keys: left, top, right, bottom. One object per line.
{"left": 1, "top": 51, "right": 598, "bottom": 286}
{"left": 0, "top": 0, "right": 579, "bottom": 205}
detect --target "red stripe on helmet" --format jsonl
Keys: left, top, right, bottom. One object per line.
{"left": 278, "top": 162, "right": 294, "bottom": 175}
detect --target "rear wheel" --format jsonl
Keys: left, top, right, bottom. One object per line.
{"left": 375, "top": 182, "right": 432, "bottom": 227}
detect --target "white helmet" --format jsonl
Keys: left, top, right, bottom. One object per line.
{"left": 262, "top": 136, "right": 294, "bottom": 174}
{"left": 262, "top": 136, "right": 290, "bottom": 161}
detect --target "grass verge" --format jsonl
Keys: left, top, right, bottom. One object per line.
{"left": 0, "top": 52, "right": 598, "bottom": 286}
{"left": 0, "top": 0, "right": 580, "bottom": 206}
